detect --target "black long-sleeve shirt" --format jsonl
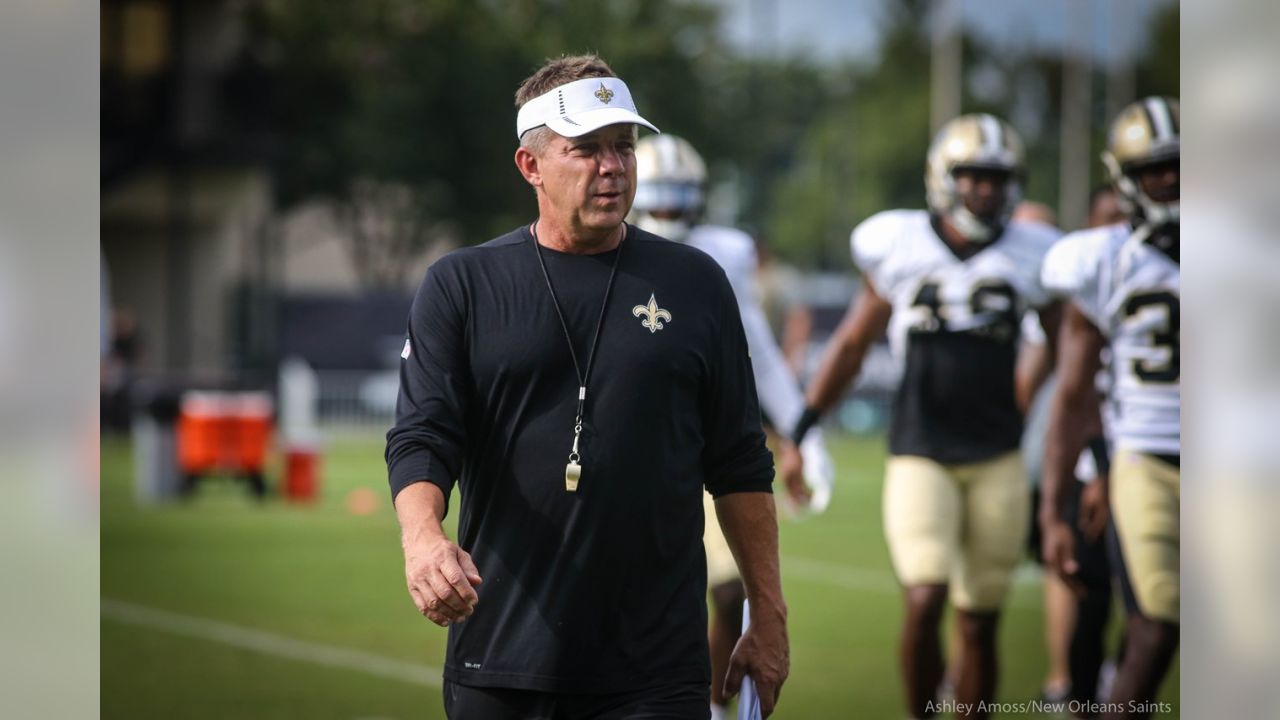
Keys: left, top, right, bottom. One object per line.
{"left": 385, "top": 224, "right": 774, "bottom": 693}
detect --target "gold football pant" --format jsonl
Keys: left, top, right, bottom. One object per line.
{"left": 1111, "top": 449, "right": 1180, "bottom": 623}
{"left": 704, "top": 491, "right": 741, "bottom": 587}
{"left": 883, "top": 452, "right": 1028, "bottom": 611}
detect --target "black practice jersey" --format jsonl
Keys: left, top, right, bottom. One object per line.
{"left": 386, "top": 224, "right": 774, "bottom": 692}
{"left": 850, "top": 210, "right": 1059, "bottom": 463}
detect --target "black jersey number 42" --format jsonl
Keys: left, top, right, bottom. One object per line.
{"left": 1123, "top": 290, "right": 1180, "bottom": 383}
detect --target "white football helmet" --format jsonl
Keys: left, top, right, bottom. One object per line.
{"left": 925, "top": 114, "right": 1026, "bottom": 243}
{"left": 1102, "top": 96, "right": 1179, "bottom": 228}
{"left": 630, "top": 134, "right": 707, "bottom": 242}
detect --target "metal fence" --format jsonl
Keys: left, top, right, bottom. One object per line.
{"left": 313, "top": 370, "right": 398, "bottom": 436}
{"left": 309, "top": 352, "right": 900, "bottom": 440}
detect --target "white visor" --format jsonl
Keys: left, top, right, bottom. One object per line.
{"left": 516, "top": 77, "right": 660, "bottom": 140}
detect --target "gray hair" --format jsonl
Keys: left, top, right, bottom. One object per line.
{"left": 519, "top": 126, "right": 557, "bottom": 155}
{"left": 519, "top": 124, "right": 638, "bottom": 156}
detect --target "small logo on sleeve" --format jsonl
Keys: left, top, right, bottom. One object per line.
{"left": 401, "top": 338, "right": 411, "bottom": 359}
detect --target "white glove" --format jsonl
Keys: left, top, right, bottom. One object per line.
{"left": 799, "top": 429, "right": 834, "bottom": 514}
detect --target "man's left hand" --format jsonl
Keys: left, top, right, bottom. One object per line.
{"left": 723, "top": 605, "right": 789, "bottom": 717}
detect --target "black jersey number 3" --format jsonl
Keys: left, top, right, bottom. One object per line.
{"left": 1123, "top": 290, "right": 1180, "bottom": 383}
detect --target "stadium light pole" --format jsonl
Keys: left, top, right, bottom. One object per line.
{"left": 1105, "top": 0, "right": 1136, "bottom": 124}
{"left": 930, "top": 0, "right": 962, "bottom": 135}
{"left": 1058, "top": 0, "right": 1092, "bottom": 231}
{"left": 165, "top": 0, "right": 193, "bottom": 372}
{"left": 742, "top": 0, "right": 777, "bottom": 232}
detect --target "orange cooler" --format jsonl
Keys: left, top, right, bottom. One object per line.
{"left": 177, "top": 391, "right": 275, "bottom": 476}
{"left": 177, "top": 392, "right": 227, "bottom": 474}
{"left": 235, "top": 393, "right": 274, "bottom": 473}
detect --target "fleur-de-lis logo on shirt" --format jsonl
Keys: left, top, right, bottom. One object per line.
{"left": 632, "top": 294, "right": 672, "bottom": 333}
{"left": 594, "top": 82, "right": 614, "bottom": 104}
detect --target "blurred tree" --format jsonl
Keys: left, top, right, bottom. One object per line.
{"left": 252, "top": 0, "right": 1178, "bottom": 278}
{"left": 258, "top": 0, "right": 732, "bottom": 288}
{"left": 760, "top": 0, "right": 1180, "bottom": 266}
{"left": 713, "top": 58, "right": 835, "bottom": 233}
{"left": 764, "top": 0, "right": 933, "bottom": 267}
{"left": 334, "top": 178, "right": 438, "bottom": 289}
{"left": 1135, "top": 3, "right": 1179, "bottom": 100}
{"left": 260, "top": 0, "right": 529, "bottom": 288}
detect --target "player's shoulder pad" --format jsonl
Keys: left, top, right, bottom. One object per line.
{"left": 687, "top": 224, "right": 758, "bottom": 268}
{"left": 632, "top": 222, "right": 737, "bottom": 294}
{"left": 1006, "top": 218, "right": 1064, "bottom": 252}
{"left": 850, "top": 209, "right": 923, "bottom": 274}
{"left": 631, "top": 223, "right": 719, "bottom": 261}
{"left": 1041, "top": 223, "right": 1123, "bottom": 297}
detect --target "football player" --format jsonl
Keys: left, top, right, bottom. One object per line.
{"left": 630, "top": 133, "right": 835, "bottom": 720}
{"left": 787, "top": 114, "right": 1062, "bottom": 719}
{"left": 1018, "top": 185, "right": 1130, "bottom": 709}
{"left": 1040, "top": 97, "right": 1180, "bottom": 719}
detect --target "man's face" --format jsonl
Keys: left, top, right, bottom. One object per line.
{"left": 535, "top": 124, "right": 638, "bottom": 235}
{"left": 1134, "top": 157, "right": 1179, "bottom": 203}
{"left": 1088, "top": 190, "right": 1127, "bottom": 228}
{"left": 952, "top": 166, "right": 1012, "bottom": 220}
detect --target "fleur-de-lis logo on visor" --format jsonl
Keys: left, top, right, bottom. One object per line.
{"left": 632, "top": 294, "right": 672, "bottom": 333}
{"left": 594, "top": 82, "right": 614, "bottom": 104}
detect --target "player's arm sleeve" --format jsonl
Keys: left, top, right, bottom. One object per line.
{"left": 701, "top": 270, "right": 776, "bottom": 499}
{"left": 385, "top": 259, "right": 471, "bottom": 510}
{"left": 738, "top": 295, "right": 806, "bottom": 432}
{"left": 719, "top": 240, "right": 807, "bottom": 431}
{"left": 850, "top": 213, "right": 895, "bottom": 289}
{"left": 1041, "top": 236, "right": 1104, "bottom": 327}
{"left": 1022, "top": 225, "right": 1065, "bottom": 309}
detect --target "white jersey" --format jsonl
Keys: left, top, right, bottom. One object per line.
{"left": 1042, "top": 223, "right": 1180, "bottom": 455}
{"left": 687, "top": 224, "right": 804, "bottom": 432}
{"left": 1020, "top": 311, "right": 1118, "bottom": 483}
{"left": 686, "top": 224, "right": 835, "bottom": 511}
{"left": 851, "top": 209, "right": 1060, "bottom": 462}
{"left": 853, "top": 210, "right": 1060, "bottom": 357}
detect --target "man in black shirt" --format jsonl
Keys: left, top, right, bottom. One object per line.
{"left": 386, "top": 54, "right": 789, "bottom": 719}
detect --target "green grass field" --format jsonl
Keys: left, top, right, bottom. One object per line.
{"left": 102, "top": 434, "right": 1178, "bottom": 719}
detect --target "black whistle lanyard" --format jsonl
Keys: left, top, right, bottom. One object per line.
{"left": 530, "top": 223, "right": 626, "bottom": 491}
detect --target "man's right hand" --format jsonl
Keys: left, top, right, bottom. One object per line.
{"left": 778, "top": 442, "right": 811, "bottom": 509}
{"left": 1040, "top": 517, "right": 1083, "bottom": 596}
{"left": 798, "top": 433, "right": 834, "bottom": 513}
{"left": 403, "top": 533, "right": 483, "bottom": 627}
{"left": 1077, "top": 477, "right": 1110, "bottom": 543}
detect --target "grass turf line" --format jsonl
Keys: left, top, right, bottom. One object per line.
{"left": 102, "top": 434, "right": 1178, "bottom": 719}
